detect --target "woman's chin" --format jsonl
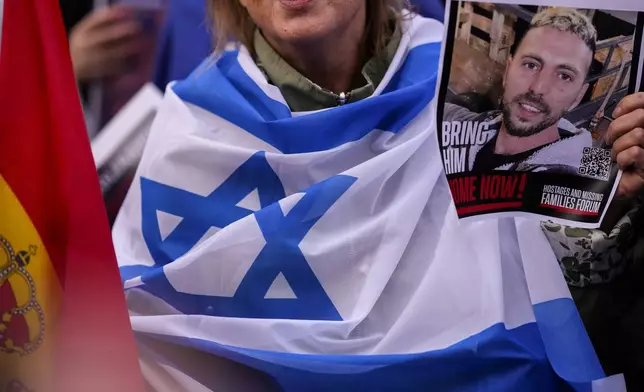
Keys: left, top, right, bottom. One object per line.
{"left": 255, "top": 0, "right": 364, "bottom": 47}
{"left": 267, "top": 20, "right": 334, "bottom": 44}
{"left": 277, "top": 0, "right": 315, "bottom": 11}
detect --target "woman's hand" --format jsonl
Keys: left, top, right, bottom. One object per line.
{"left": 69, "top": 6, "right": 143, "bottom": 82}
{"left": 607, "top": 92, "right": 644, "bottom": 198}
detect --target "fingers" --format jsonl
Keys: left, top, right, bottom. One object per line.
{"left": 617, "top": 172, "right": 644, "bottom": 198}
{"left": 105, "top": 40, "right": 144, "bottom": 63}
{"left": 94, "top": 39, "right": 146, "bottom": 75}
{"left": 78, "top": 6, "right": 137, "bottom": 31}
{"left": 605, "top": 107, "right": 644, "bottom": 145}
{"left": 71, "top": 35, "right": 145, "bottom": 81}
{"left": 72, "top": 6, "right": 141, "bottom": 49}
{"left": 91, "top": 21, "right": 142, "bottom": 48}
{"left": 609, "top": 93, "right": 644, "bottom": 198}
{"left": 612, "top": 92, "right": 644, "bottom": 118}
{"left": 615, "top": 142, "right": 644, "bottom": 197}
{"left": 612, "top": 127, "right": 644, "bottom": 159}
{"left": 68, "top": 5, "right": 143, "bottom": 80}
{"left": 615, "top": 145, "right": 644, "bottom": 197}
{"left": 615, "top": 145, "right": 644, "bottom": 170}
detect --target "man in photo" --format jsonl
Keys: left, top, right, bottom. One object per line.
{"left": 444, "top": 7, "right": 597, "bottom": 173}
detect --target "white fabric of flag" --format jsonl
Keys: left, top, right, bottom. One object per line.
{"left": 113, "top": 14, "right": 625, "bottom": 392}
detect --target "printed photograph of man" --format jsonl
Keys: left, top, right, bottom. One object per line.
{"left": 444, "top": 7, "right": 598, "bottom": 174}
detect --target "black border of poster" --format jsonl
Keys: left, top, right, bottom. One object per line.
{"left": 436, "top": 2, "right": 644, "bottom": 225}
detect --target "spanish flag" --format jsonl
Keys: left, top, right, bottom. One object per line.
{"left": 0, "top": 1, "right": 144, "bottom": 391}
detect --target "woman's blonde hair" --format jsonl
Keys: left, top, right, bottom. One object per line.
{"left": 207, "top": 1, "right": 409, "bottom": 57}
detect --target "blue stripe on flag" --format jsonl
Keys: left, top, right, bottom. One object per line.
{"left": 144, "top": 321, "right": 569, "bottom": 392}
{"left": 120, "top": 264, "right": 153, "bottom": 285}
{"left": 382, "top": 40, "right": 442, "bottom": 95}
{"left": 173, "top": 43, "right": 441, "bottom": 154}
{"left": 130, "top": 297, "right": 610, "bottom": 391}
{"left": 533, "top": 298, "right": 604, "bottom": 392}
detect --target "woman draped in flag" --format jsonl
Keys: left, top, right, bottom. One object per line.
{"left": 113, "top": 1, "right": 644, "bottom": 391}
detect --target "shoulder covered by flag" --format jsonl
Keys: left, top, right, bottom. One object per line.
{"left": 114, "top": 10, "right": 625, "bottom": 392}
{"left": 0, "top": 1, "right": 144, "bottom": 391}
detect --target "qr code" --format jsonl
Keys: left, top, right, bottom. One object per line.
{"left": 578, "top": 147, "right": 611, "bottom": 180}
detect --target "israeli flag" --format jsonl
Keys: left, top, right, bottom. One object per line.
{"left": 113, "top": 14, "right": 625, "bottom": 392}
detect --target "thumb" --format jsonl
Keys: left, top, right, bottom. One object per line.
{"left": 617, "top": 171, "right": 644, "bottom": 198}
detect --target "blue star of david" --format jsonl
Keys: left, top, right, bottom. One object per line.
{"left": 139, "top": 152, "right": 286, "bottom": 266}
{"left": 126, "top": 151, "right": 356, "bottom": 321}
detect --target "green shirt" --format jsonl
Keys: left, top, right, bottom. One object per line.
{"left": 253, "top": 26, "right": 401, "bottom": 112}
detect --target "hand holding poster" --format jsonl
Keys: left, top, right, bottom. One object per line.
{"left": 436, "top": 1, "right": 643, "bottom": 226}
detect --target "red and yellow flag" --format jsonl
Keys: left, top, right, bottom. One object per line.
{"left": 0, "top": 1, "right": 144, "bottom": 391}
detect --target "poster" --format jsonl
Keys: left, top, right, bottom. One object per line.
{"left": 92, "top": 83, "right": 163, "bottom": 225}
{"left": 436, "top": 1, "right": 644, "bottom": 226}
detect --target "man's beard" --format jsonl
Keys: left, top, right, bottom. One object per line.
{"left": 501, "top": 93, "right": 565, "bottom": 138}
